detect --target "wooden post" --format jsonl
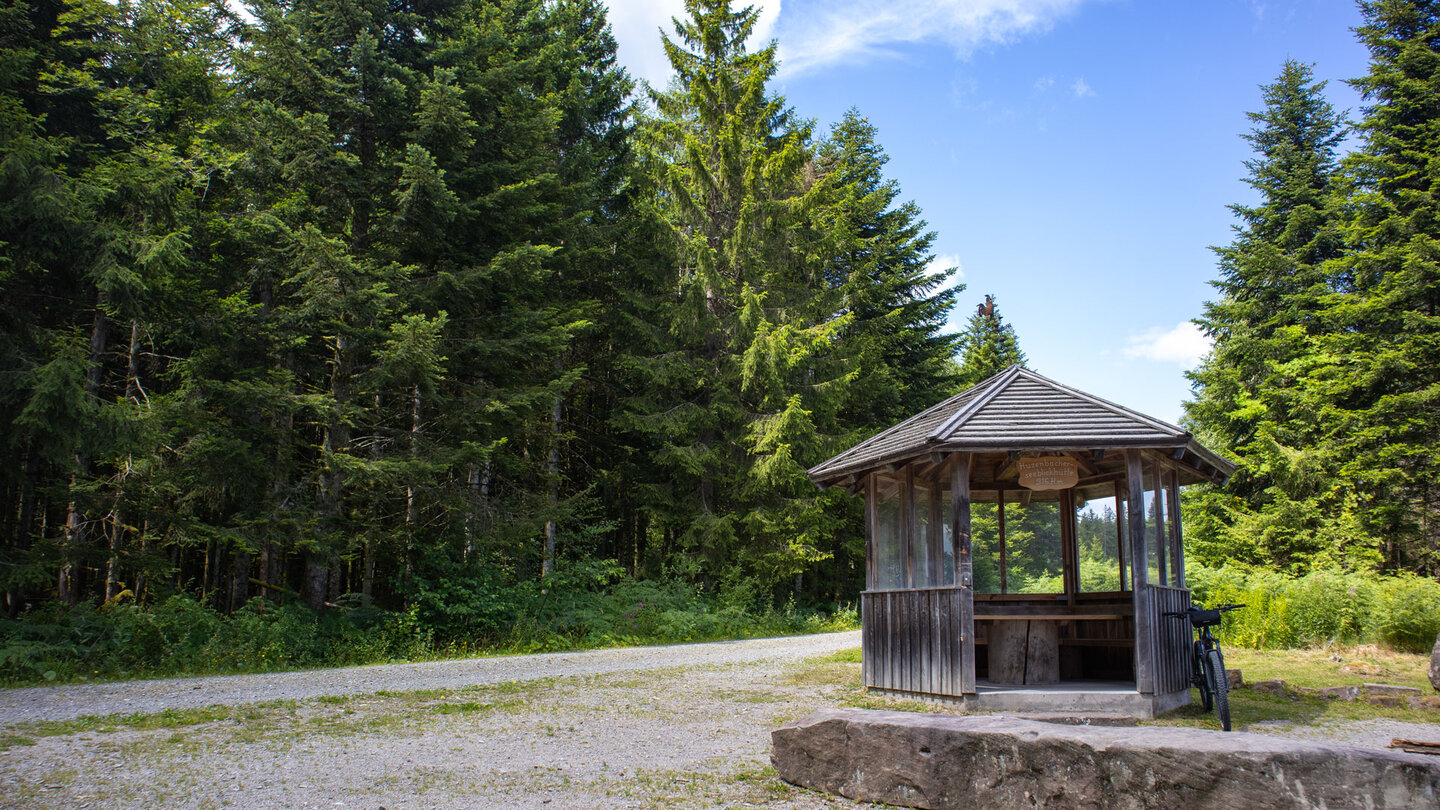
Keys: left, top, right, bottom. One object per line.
{"left": 950, "top": 452, "right": 975, "bottom": 694}
{"left": 1059, "top": 481, "right": 1071, "bottom": 602}
{"left": 1153, "top": 457, "right": 1168, "bottom": 587}
{"left": 1126, "top": 449, "right": 1153, "bottom": 694}
{"left": 1113, "top": 480, "right": 1127, "bottom": 591}
{"left": 998, "top": 491, "right": 1007, "bottom": 593}
{"left": 1168, "top": 471, "right": 1185, "bottom": 589}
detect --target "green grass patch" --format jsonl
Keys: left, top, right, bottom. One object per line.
{"left": 1222, "top": 644, "right": 1431, "bottom": 691}
{"left": 0, "top": 732, "right": 37, "bottom": 750}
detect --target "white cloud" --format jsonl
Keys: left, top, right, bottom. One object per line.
{"left": 1071, "top": 76, "right": 1094, "bottom": 97}
{"left": 1033, "top": 75, "right": 1054, "bottom": 91}
{"left": 605, "top": 1, "right": 782, "bottom": 89}
{"left": 927, "top": 253, "right": 965, "bottom": 280}
{"left": 1123, "top": 322, "right": 1211, "bottom": 369}
{"left": 774, "top": 0, "right": 1086, "bottom": 77}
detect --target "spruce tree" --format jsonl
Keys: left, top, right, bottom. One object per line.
{"left": 631, "top": 0, "right": 855, "bottom": 592}
{"left": 819, "top": 109, "right": 962, "bottom": 430}
{"left": 1185, "top": 60, "right": 1359, "bottom": 571}
{"left": 1321, "top": 0, "right": 1440, "bottom": 574}
{"left": 954, "top": 295, "right": 1026, "bottom": 388}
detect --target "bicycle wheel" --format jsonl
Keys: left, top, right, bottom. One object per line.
{"left": 1205, "top": 647, "right": 1231, "bottom": 731}
{"left": 1193, "top": 641, "right": 1212, "bottom": 712}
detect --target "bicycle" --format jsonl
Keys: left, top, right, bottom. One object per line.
{"left": 1163, "top": 603, "right": 1242, "bottom": 731}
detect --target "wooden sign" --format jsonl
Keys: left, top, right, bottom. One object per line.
{"left": 1017, "top": 456, "right": 1078, "bottom": 491}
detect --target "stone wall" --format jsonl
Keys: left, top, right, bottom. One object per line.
{"left": 772, "top": 708, "right": 1440, "bottom": 809}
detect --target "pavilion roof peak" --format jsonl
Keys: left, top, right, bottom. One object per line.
{"left": 808, "top": 364, "right": 1229, "bottom": 484}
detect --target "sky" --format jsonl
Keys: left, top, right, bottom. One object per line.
{"left": 602, "top": 0, "right": 1374, "bottom": 425}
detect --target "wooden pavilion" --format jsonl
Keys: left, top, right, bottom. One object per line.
{"left": 808, "top": 366, "right": 1236, "bottom": 716}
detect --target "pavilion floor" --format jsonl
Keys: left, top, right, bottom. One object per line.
{"left": 869, "top": 680, "right": 1191, "bottom": 719}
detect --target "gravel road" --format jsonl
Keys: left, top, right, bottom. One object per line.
{"left": 1, "top": 632, "right": 867, "bottom": 809}
{"left": 3, "top": 630, "right": 1436, "bottom": 809}
{"left": 0, "top": 631, "right": 861, "bottom": 725}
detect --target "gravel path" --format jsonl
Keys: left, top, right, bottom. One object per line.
{"left": 0, "top": 632, "right": 868, "bottom": 810}
{"left": 4, "top": 631, "right": 1436, "bottom": 809}
{"left": 0, "top": 631, "right": 860, "bottom": 725}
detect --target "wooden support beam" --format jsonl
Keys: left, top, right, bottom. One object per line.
{"left": 1126, "top": 449, "right": 1154, "bottom": 695}
{"left": 998, "top": 490, "right": 1007, "bottom": 594}
{"left": 1061, "top": 488, "right": 1078, "bottom": 606}
{"left": 1064, "top": 450, "right": 1102, "bottom": 477}
{"left": 950, "top": 452, "right": 975, "bottom": 695}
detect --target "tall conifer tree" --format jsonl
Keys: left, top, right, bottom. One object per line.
{"left": 1321, "top": 0, "right": 1440, "bottom": 574}
{"left": 632, "top": 0, "right": 855, "bottom": 591}
{"left": 954, "top": 295, "right": 1025, "bottom": 388}
{"left": 1185, "top": 60, "right": 1360, "bottom": 571}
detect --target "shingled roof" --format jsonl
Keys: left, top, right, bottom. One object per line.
{"left": 808, "top": 365, "right": 1235, "bottom": 485}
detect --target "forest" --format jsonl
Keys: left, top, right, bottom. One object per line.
{"left": 1, "top": 0, "right": 1438, "bottom": 683}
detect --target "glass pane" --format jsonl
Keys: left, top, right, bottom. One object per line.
{"left": 913, "top": 483, "right": 933, "bottom": 587}
{"left": 970, "top": 500, "right": 1003, "bottom": 593}
{"left": 1076, "top": 493, "right": 1123, "bottom": 592}
{"left": 1007, "top": 496, "right": 1064, "bottom": 594}
{"left": 1144, "top": 468, "right": 1162, "bottom": 587}
{"left": 876, "top": 476, "right": 904, "bottom": 589}
{"left": 941, "top": 490, "right": 955, "bottom": 586}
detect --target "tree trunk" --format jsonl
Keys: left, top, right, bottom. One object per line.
{"left": 309, "top": 335, "right": 351, "bottom": 612}
{"left": 543, "top": 392, "right": 561, "bottom": 577}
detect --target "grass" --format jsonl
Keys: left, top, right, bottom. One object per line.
{"left": 783, "top": 644, "right": 1440, "bottom": 732}
{"left": 1222, "top": 644, "right": 1432, "bottom": 691}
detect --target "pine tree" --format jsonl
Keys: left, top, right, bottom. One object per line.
{"left": 630, "top": 0, "right": 855, "bottom": 592}
{"left": 1184, "top": 60, "right": 1361, "bottom": 571}
{"left": 1320, "top": 0, "right": 1440, "bottom": 574}
{"left": 954, "top": 294, "right": 1026, "bottom": 388}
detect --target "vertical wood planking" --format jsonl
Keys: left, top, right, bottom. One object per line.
{"left": 1125, "top": 449, "right": 1154, "bottom": 694}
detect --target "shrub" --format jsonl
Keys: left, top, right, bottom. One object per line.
{"left": 1373, "top": 575, "right": 1440, "bottom": 653}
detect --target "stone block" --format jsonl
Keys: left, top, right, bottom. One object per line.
{"left": 1226, "top": 669, "right": 1243, "bottom": 690}
{"left": 1249, "top": 679, "right": 1292, "bottom": 698}
{"left": 1430, "top": 632, "right": 1439, "bottom": 693}
{"left": 1305, "top": 685, "right": 1360, "bottom": 701}
{"left": 1408, "top": 695, "right": 1440, "bottom": 711}
{"left": 1365, "top": 683, "right": 1423, "bottom": 697}
{"left": 1369, "top": 695, "right": 1407, "bottom": 708}
{"left": 772, "top": 708, "right": 1440, "bottom": 810}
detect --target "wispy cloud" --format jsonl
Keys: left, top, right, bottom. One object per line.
{"left": 1071, "top": 77, "right": 1094, "bottom": 97}
{"left": 606, "top": 0, "right": 782, "bottom": 89}
{"left": 774, "top": 0, "right": 1087, "bottom": 77}
{"left": 1123, "top": 322, "right": 1210, "bottom": 368}
{"left": 1033, "top": 75, "right": 1054, "bottom": 91}
{"left": 927, "top": 253, "right": 965, "bottom": 280}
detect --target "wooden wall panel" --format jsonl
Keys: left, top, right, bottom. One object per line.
{"left": 861, "top": 588, "right": 969, "bottom": 697}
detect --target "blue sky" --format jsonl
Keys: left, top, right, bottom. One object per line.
{"left": 604, "top": 0, "right": 1373, "bottom": 424}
